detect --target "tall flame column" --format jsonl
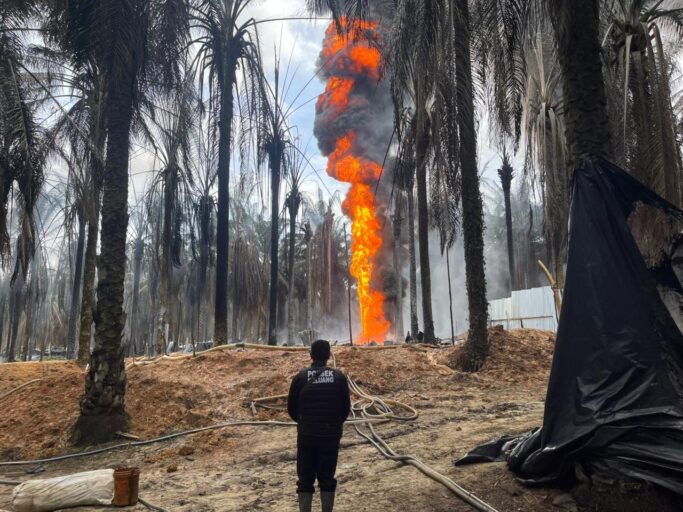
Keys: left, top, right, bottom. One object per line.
{"left": 314, "top": 20, "right": 391, "bottom": 344}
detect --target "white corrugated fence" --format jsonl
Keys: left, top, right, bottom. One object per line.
{"left": 488, "top": 286, "right": 558, "bottom": 331}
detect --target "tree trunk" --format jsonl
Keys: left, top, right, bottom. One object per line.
{"left": 392, "top": 212, "right": 404, "bottom": 341}
{"left": 407, "top": 188, "right": 419, "bottom": 338}
{"left": 453, "top": 0, "right": 489, "bottom": 371}
{"left": 286, "top": 193, "right": 300, "bottom": 346}
{"left": 157, "top": 164, "right": 177, "bottom": 354}
{"left": 78, "top": 109, "right": 105, "bottom": 366}
{"left": 231, "top": 237, "right": 240, "bottom": 341}
{"left": 78, "top": 217, "right": 98, "bottom": 364}
{"left": 214, "top": 74, "right": 235, "bottom": 346}
{"left": 20, "top": 280, "right": 33, "bottom": 361}
{"left": 305, "top": 227, "right": 313, "bottom": 335}
{"left": 6, "top": 276, "right": 23, "bottom": 362}
{"left": 197, "top": 194, "right": 211, "bottom": 344}
{"left": 551, "top": 0, "right": 611, "bottom": 167}
{"left": 67, "top": 209, "right": 87, "bottom": 359}
{"left": 498, "top": 158, "right": 515, "bottom": 292}
{"left": 0, "top": 293, "right": 7, "bottom": 358}
{"left": 73, "top": 68, "right": 135, "bottom": 445}
{"left": 267, "top": 149, "right": 282, "bottom": 346}
{"left": 148, "top": 266, "right": 159, "bottom": 356}
{"left": 129, "top": 237, "right": 144, "bottom": 354}
{"left": 415, "top": 90, "right": 435, "bottom": 343}
{"left": 326, "top": 209, "right": 333, "bottom": 318}
{"left": 446, "top": 249, "right": 455, "bottom": 344}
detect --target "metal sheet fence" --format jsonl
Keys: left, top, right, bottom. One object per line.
{"left": 488, "top": 286, "right": 558, "bottom": 331}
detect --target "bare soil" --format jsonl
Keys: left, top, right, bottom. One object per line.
{"left": 0, "top": 328, "right": 652, "bottom": 512}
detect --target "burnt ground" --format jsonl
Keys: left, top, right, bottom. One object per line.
{"left": 0, "top": 328, "right": 672, "bottom": 512}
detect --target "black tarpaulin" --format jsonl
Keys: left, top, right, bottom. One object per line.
{"left": 455, "top": 160, "right": 683, "bottom": 494}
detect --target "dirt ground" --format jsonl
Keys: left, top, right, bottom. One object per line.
{"left": 0, "top": 328, "right": 599, "bottom": 511}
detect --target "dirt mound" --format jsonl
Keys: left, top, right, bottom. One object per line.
{"left": 0, "top": 328, "right": 554, "bottom": 461}
{"left": 477, "top": 327, "right": 555, "bottom": 385}
{"left": 0, "top": 360, "right": 82, "bottom": 394}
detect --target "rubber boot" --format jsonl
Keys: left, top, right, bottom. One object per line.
{"left": 321, "top": 491, "right": 335, "bottom": 512}
{"left": 298, "top": 492, "right": 313, "bottom": 512}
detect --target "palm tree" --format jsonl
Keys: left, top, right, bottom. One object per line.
{"left": 189, "top": 0, "right": 264, "bottom": 346}
{"left": 188, "top": 122, "right": 216, "bottom": 345}
{"left": 395, "top": 111, "right": 419, "bottom": 338}
{"left": 257, "top": 66, "right": 289, "bottom": 346}
{"left": 64, "top": 166, "right": 87, "bottom": 360}
{"left": 1, "top": 0, "right": 46, "bottom": 310}
{"left": 601, "top": 0, "right": 683, "bottom": 206}
{"left": 386, "top": 1, "right": 447, "bottom": 345}
{"left": 28, "top": 45, "right": 108, "bottom": 362}
{"left": 284, "top": 148, "right": 305, "bottom": 346}
{"left": 519, "top": 32, "right": 570, "bottom": 287}
{"left": 49, "top": 0, "right": 189, "bottom": 444}
{"left": 447, "top": 0, "right": 490, "bottom": 369}
{"left": 149, "top": 82, "right": 195, "bottom": 353}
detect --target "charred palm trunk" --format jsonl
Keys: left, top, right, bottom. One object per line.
{"left": 326, "top": 209, "right": 334, "bottom": 321}
{"left": 407, "top": 188, "right": 419, "bottom": 337}
{"left": 78, "top": 215, "right": 98, "bottom": 364}
{"left": 157, "top": 164, "right": 177, "bottom": 354}
{"left": 446, "top": 249, "right": 456, "bottom": 344}
{"left": 267, "top": 147, "right": 282, "bottom": 346}
{"left": 20, "top": 280, "right": 33, "bottom": 361}
{"left": 0, "top": 293, "right": 6, "bottom": 357}
{"left": 214, "top": 69, "right": 235, "bottom": 346}
{"left": 197, "top": 194, "right": 211, "bottom": 344}
{"left": 498, "top": 158, "right": 515, "bottom": 292}
{"left": 73, "top": 65, "right": 136, "bottom": 445}
{"left": 148, "top": 266, "right": 159, "bottom": 356}
{"left": 231, "top": 204, "right": 242, "bottom": 342}
{"left": 392, "top": 212, "right": 404, "bottom": 340}
{"left": 304, "top": 223, "right": 313, "bottom": 335}
{"left": 67, "top": 207, "right": 87, "bottom": 359}
{"left": 551, "top": 0, "right": 611, "bottom": 167}
{"left": 7, "top": 274, "right": 23, "bottom": 362}
{"left": 231, "top": 236, "right": 240, "bottom": 341}
{"left": 286, "top": 192, "right": 300, "bottom": 346}
{"left": 78, "top": 106, "right": 105, "bottom": 365}
{"left": 129, "top": 237, "right": 144, "bottom": 354}
{"left": 415, "top": 91, "right": 435, "bottom": 343}
{"left": 453, "top": 0, "right": 489, "bottom": 370}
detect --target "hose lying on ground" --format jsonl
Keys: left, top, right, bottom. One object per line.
{"left": 348, "top": 377, "right": 499, "bottom": 512}
{"left": 138, "top": 496, "right": 169, "bottom": 512}
{"left": 126, "top": 341, "right": 403, "bottom": 369}
{"left": 0, "top": 418, "right": 391, "bottom": 468}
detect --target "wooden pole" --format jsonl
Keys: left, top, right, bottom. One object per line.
{"left": 343, "top": 224, "right": 353, "bottom": 346}
{"left": 538, "top": 259, "right": 562, "bottom": 320}
{"left": 446, "top": 249, "right": 455, "bottom": 345}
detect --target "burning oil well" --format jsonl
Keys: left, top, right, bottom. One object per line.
{"left": 314, "top": 18, "right": 397, "bottom": 345}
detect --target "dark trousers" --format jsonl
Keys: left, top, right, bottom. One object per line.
{"left": 296, "top": 436, "right": 340, "bottom": 493}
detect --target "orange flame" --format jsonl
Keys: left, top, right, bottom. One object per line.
{"left": 318, "top": 19, "right": 390, "bottom": 344}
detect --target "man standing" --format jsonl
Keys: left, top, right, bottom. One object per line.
{"left": 287, "top": 339, "right": 351, "bottom": 512}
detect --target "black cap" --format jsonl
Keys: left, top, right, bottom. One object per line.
{"left": 311, "top": 339, "right": 331, "bottom": 362}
